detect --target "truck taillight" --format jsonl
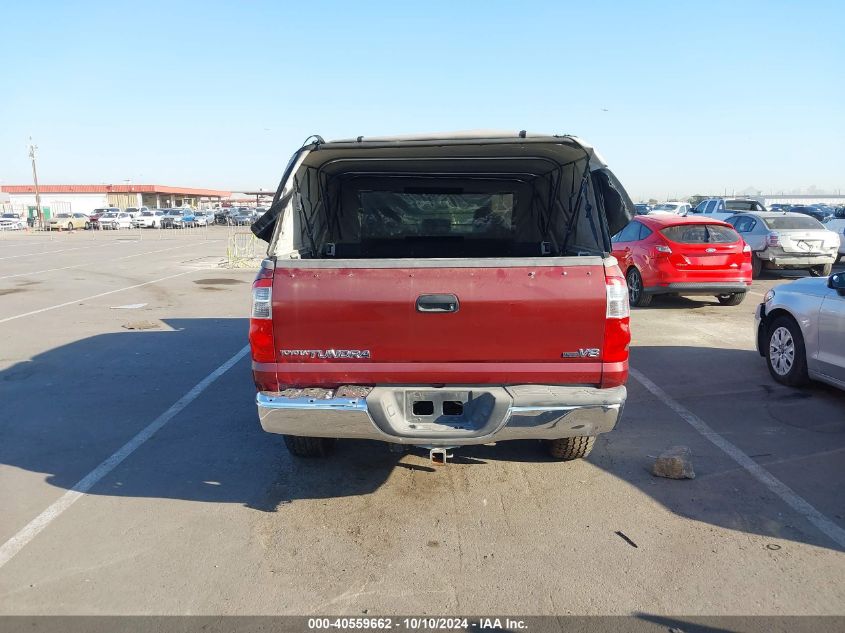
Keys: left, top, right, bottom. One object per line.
{"left": 249, "top": 268, "right": 275, "bottom": 362}
{"left": 251, "top": 285, "right": 272, "bottom": 318}
{"left": 605, "top": 277, "right": 629, "bottom": 319}
{"left": 604, "top": 265, "right": 631, "bottom": 365}
{"left": 766, "top": 232, "right": 780, "bottom": 247}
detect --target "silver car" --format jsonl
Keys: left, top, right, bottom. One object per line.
{"left": 755, "top": 272, "right": 845, "bottom": 390}
{"left": 725, "top": 211, "right": 840, "bottom": 278}
{"left": 824, "top": 218, "right": 845, "bottom": 263}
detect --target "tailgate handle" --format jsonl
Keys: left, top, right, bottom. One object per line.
{"left": 416, "top": 294, "right": 460, "bottom": 313}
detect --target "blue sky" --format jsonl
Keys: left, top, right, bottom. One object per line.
{"left": 1, "top": 0, "right": 843, "bottom": 200}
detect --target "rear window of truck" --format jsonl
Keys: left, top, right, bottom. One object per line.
{"left": 763, "top": 216, "right": 823, "bottom": 230}
{"left": 726, "top": 200, "right": 761, "bottom": 211}
{"left": 661, "top": 224, "right": 740, "bottom": 243}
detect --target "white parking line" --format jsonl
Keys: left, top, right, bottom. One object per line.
{"left": 630, "top": 367, "right": 845, "bottom": 549}
{"left": 0, "top": 270, "right": 197, "bottom": 324}
{"left": 0, "top": 345, "right": 251, "bottom": 570}
{"left": 0, "top": 242, "right": 207, "bottom": 280}
{"left": 0, "top": 241, "right": 124, "bottom": 261}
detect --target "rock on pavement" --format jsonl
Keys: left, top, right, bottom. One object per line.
{"left": 652, "top": 446, "right": 695, "bottom": 479}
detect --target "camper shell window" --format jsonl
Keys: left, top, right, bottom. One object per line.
{"left": 266, "top": 138, "right": 633, "bottom": 259}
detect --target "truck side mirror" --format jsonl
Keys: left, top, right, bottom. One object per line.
{"left": 829, "top": 272, "right": 845, "bottom": 296}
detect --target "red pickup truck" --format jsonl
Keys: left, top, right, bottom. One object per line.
{"left": 249, "top": 132, "right": 634, "bottom": 463}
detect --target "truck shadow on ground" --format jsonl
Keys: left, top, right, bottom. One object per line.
{"left": 1, "top": 321, "right": 843, "bottom": 553}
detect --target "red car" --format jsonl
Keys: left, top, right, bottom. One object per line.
{"left": 611, "top": 215, "right": 752, "bottom": 307}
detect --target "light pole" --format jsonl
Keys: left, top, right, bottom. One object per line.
{"left": 28, "top": 139, "right": 42, "bottom": 228}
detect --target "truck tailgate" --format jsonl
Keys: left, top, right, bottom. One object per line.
{"left": 270, "top": 260, "right": 608, "bottom": 386}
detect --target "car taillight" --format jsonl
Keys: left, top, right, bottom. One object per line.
{"left": 653, "top": 244, "right": 672, "bottom": 256}
{"left": 249, "top": 259, "right": 275, "bottom": 363}
{"left": 604, "top": 265, "right": 631, "bottom": 364}
{"left": 766, "top": 232, "right": 780, "bottom": 247}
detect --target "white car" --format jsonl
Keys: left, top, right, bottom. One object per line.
{"left": 649, "top": 202, "right": 691, "bottom": 216}
{"left": 824, "top": 219, "right": 845, "bottom": 263}
{"left": 756, "top": 271, "right": 845, "bottom": 390}
{"left": 0, "top": 214, "right": 26, "bottom": 230}
{"left": 132, "top": 209, "right": 166, "bottom": 228}
{"left": 124, "top": 207, "right": 151, "bottom": 219}
{"left": 99, "top": 212, "right": 134, "bottom": 230}
{"left": 193, "top": 211, "right": 212, "bottom": 226}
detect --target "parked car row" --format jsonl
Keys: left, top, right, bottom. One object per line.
{"left": 213, "top": 207, "right": 266, "bottom": 226}
{"left": 611, "top": 211, "right": 844, "bottom": 393}
{"left": 0, "top": 207, "right": 214, "bottom": 230}
{"left": 131, "top": 209, "right": 213, "bottom": 229}
{"left": 636, "top": 199, "right": 845, "bottom": 223}
{"left": 611, "top": 211, "right": 842, "bottom": 307}
{"left": 1, "top": 205, "right": 267, "bottom": 231}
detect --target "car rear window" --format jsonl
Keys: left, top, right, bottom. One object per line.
{"left": 660, "top": 224, "right": 740, "bottom": 244}
{"left": 763, "top": 216, "right": 823, "bottom": 230}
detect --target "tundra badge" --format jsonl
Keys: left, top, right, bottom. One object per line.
{"left": 281, "top": 349, "right": 371, "bottom": 359}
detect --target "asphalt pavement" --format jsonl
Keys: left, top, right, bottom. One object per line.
{"left": 0, "top": 227, "right": 842, "bottom": 616}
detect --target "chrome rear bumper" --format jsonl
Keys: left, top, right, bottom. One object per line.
{"left": 760, "top": 252, "right": 837, "bottom": 267}
{"left": 257, "top": 385, "right": 626, "bottom": 446}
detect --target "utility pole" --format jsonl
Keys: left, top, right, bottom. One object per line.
{"left": 28, "top": 139, "right": 42, "bottom": 228}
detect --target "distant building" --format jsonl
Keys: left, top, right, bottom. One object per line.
{"left": 0, "top": 184, "right": 232, "bottom": 218}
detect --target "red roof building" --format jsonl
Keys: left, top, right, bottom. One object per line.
{"left": 0, "top": 184, "right": 232, "bottom": 214}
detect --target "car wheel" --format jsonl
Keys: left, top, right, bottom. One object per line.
{"left": 810, "top": 263, "right": 833, "bottom": 277}
{"left": 751, "top": 254, "right": 763, "bottom": 279}
{"left": 547, "top": 436, "right": 595, "bottom": 460}
{"left": 766, "top": 315, "right": 809, "bottom": 387}
{"left": 85, "top": 222, "right": 91, "bottom": 229}
{"left": 626, "top": 268, "right": 652, "bottom": 307}
{"left": 67, "top": 222, "right": 73, "bottom": 231}
{"left": 717, "top": 292, "right": 746, "bottom": 306}
{"left": 283, "top": 435, "right": 335, "bottom": 458}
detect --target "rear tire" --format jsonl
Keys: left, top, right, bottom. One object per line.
{"left": 717, "top": 292, "right": 746, "bottom": 306}
{"left": 766, "top": 315, "right": 809, "bottom": 387}
{"left": 751, "top": 254, "right": 763, "bottom": 279}
{"left": 283, "top": 435, "right": 335, "bottom": 458}
{"left": 547, "top": 436, "right": 595, "bottom": 460}
{"left": 626, "top": 268, "right": 652, "bottom": 307}
{"left": 810, "top": 263, "right": 833, "bottom": 277}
